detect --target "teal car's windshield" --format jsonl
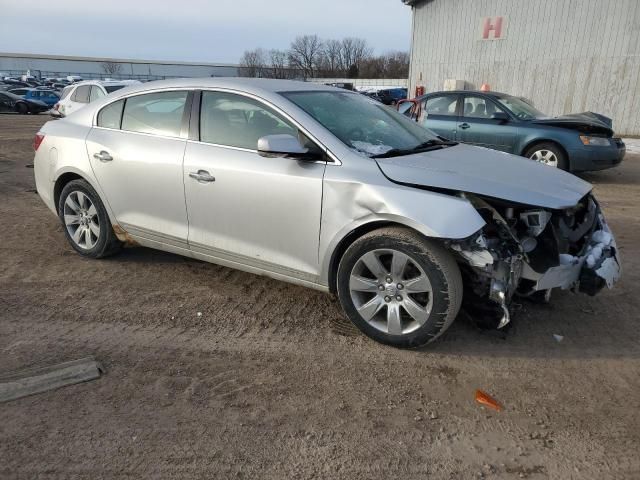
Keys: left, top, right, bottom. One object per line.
{"left": 495, "top": 95, "right": 546, "bottom": 120}
{"left": 281, "top": 91, "right": 441, "bottom": 156}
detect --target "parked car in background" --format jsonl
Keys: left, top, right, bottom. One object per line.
{"left": 23, "top": 89, "right": 60, "bottom": 107}
{"left": 33, "top": 78, "right": 620, "bottom": 348}
{"left": 8, "top": 87, "right": 30, "bottom": 96}
{"left": 376, "top": 88, "right": 408, "bottom": 105}
{"left": 0, "top": 90, "right": 49, "bottom": 114}
{"left": 53, "top": 80, "right": 140, "bottom": 117}
{"left": 2, "top": 78, "right": 30, "bottom": 88}
{"left": 400, "top": 90, "right": 625, "bottom": 172}
{"left": 67, "top": 75, "right": 84, "bottom": 83}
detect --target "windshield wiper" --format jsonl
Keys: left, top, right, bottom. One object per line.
{"left": 371, "top": 139, "right": 458, "bottom": 159}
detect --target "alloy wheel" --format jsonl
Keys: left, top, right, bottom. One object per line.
{"left": 63, "top": 190, "right": 100, "bottom": 249}
{"left": 529, "top": 149, "right": 558, "bottom": 167}
{"left": 349, "top": 248, "right": 433, "bottom": 335}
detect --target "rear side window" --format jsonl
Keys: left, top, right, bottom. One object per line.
{"left": 97, "top": 99, "right": 125, "bottom": 129}
{"left": 71, "top": 85, "right": 90, "bottom": 103}
{"left": 200, "top": 91, "right": 297, "bottom": 149}
{"left": 60, "top": 86, "right": 72, "bottom": 100}
{"left": 423, "top": 95, "right": 458, "bottom": 117}
{"left": 89, "top": 86, "right": 106, "bottom": 102}
{"left": 121, "top": 91, "right": 188, "bottom": 137}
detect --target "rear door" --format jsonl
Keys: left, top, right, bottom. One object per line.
{"left": 85, "top": 90, "right": 192, "bottom": 248}
{"left": 418, "top": 94, "right": 461, "bottom": 141}
{"left": 457, "top": 95, "right": 519, "bottom": 153}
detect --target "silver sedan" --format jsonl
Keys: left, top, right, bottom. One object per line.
{"left": 33, "top": 78, "right": 621, "bottom": 347}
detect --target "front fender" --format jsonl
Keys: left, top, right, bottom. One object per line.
{"left": 318, "top": 178, "right": 485, "bottom": 284}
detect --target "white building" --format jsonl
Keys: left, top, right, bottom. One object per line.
{"left": 0, "top": 52, "right": 239, "bottom": 82}
{"left": 403, "top": 0, "right": 640, "bottom": 135}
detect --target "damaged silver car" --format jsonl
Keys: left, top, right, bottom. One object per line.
{"left": 33, "top": 78, "right": 621, "bottom": 348}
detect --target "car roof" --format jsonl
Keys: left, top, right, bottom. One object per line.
{"left": 423, "top": 90, "right": 511, "bottom": 97}
{"left": 103, "top": 77, "right": 339, "bottom": 97}
{"left": 70, "top": 79, "right": 141, "bottom": 87}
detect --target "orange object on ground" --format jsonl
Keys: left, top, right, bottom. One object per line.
{"left": 480, "top": 83, "right": 491, "bottom": 91}
{"left": 475, "top": 389, "right": 503, "bottom": 411}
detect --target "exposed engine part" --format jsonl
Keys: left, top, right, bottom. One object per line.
{"left": 520, "top": 236, "right": 537, "bottom": 253}
{"left": 520, "top": 209, "right": 552, "bottom": 237}
{"left": 449, "top": 193, "right": 621, "bottom": 330}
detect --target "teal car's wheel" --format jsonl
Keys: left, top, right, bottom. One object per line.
{"left": 525, "top": 142, "right": 568, "bottom": 170}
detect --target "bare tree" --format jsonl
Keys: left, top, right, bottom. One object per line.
{"left": 384, "top": 51, "right": 410, "bottom": 78}
{"left": 263, "top": 49, "right": 288, "bottom": 79}
{"left": 323, "top": 39, "right": 343, "bottom": 76}
{"left": 288, "top": 35, "right": 324, "bottom": 78}
{"left": 339, "top": 38, "right": 373, "bottom": 74}
{"left": 101, "top": 61, "right": 122, "bottom": 76}
{"left": 239, "top": 48, "right": 267, "bottom": 77}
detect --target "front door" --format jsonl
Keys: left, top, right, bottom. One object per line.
{"left": 457, "top": 95, "right": 519, "bottom": 153}
{"left": 85, "top": 90, "right": 191, "bottom": 246}
{"left": 183, "top": 90, "right": 326, "bottom": 279}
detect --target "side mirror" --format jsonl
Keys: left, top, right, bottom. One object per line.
{"left": 491, "top": 111, "right": 509, "bottom": 122}
{"left": 257, "top": 134, "right": 309, "bottom": 158}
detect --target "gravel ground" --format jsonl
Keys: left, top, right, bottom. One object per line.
{"left": 1, "top": 114, "right": 639, "bottom": 479}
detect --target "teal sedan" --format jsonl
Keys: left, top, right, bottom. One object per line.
{"left": 400, "top": 90, "right": 625, "bottom": 172}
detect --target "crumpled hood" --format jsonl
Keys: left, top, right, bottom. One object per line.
{"left": 376, "top": 144, "right": 592, "bottom": 209}
{"left": 530, "top": 111, "right": 613, "bottom": 135}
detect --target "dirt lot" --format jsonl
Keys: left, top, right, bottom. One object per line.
{"left": 1, "top": 114, "right": 639, "bottom": 479}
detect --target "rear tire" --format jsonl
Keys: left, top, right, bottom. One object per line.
{"left": 524, "top": 142, "right": 568, "bottom": 170}
{"left": 336, "top": 227, "right": 463, "bottom": 348}
{"left": 15, "top": 103, "right": 28, "bottom": 115}
{"left": 58, "top": 179, "right": 122, "bottom": 258}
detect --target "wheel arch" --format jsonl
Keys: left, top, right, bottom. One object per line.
{"left": 53, "top": 169, "right": 115, "bottom": 222}
{"left": 53, "top": 172, "right": 85, "bottom": 213}
{"left": 326, "top": 220, "right": 448, "bottom": 294}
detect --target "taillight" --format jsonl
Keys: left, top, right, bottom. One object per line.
{"left": 33, "top": 133, "right": 45, "bottom": 151}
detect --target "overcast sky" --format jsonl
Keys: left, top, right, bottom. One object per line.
{"left": 0, "top": 0, "right": 412, "bottom": 64}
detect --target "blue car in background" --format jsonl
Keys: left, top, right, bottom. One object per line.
{"left": 401, "top": 90, "right": 625, "bottom": 172}
{"left": 25, "top": 89, "right": 60, "bottom": 107}
{"left": 9, "top": 88, "right": 60, "bottom": 108}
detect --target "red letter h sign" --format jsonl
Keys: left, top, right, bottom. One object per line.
{"left": 482, "top": 16, "right": 503, "bottom": 39}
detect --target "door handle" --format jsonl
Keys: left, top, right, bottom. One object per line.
{"left": 189, "top": 170, "right": 216, "bottom": 183}
{"left": 93, "top": 150, "right": 113, "bottom": 162}
{"left": 459, "top": 123, "right": 470, "bottom": 129}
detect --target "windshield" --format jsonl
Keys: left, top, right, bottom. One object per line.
{"left": 281, "top": 91, "right": 439, "bottom": 156}
{"left": 105, "top": 85, "right": 126, "bottom": 93}
{"left": 494, "top": 95, "right": 546, "bottom": 120}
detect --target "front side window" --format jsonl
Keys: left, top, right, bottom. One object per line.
{"left": 462, "top": 96, "right": 499, "bottom": 119}
{"left": 72, "top": 85, "right": 90, "bottom": 103}
{"left": 283, "top": 90, "right": 439, "bottom": 156}
{"left": 200, "top": 91, "right": 297, "bottom": 150}
{"left": 121, "top": 91, "right": 188, "bottom": 137}
{"left": 97, "top": 99, "right": 124, "bottom": 129}
{"left": 89, "top": 86, "right": 106, "bottom": 102}
{"left": 494, "top": 95, "right": 545, "bottom": 120}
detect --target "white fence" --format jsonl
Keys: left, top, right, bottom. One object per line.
{"left": 309, "top": 78, "right": 408, "bottom": 90}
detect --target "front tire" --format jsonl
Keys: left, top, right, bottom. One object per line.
{"left": 58, "top": 179, "right": 122, "bottom": 258}
{"left": 15, "top": 103, "right": 28, "bottom": 115}
{"left": 525, "top": 142, "right": 568, "bottom": 170}
{"left": 336, "top": 227, "right": 463, "bottom": 348}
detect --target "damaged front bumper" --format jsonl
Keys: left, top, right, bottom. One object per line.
{"left": 450, "top": 194, "right": 621, "bottom": 328}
